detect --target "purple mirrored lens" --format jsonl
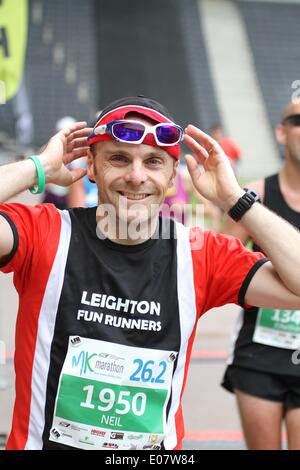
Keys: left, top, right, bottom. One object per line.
{"left": 156, "top": 125, "right": 180, "bottom": 144}
{"left": 113, "top": 122, "right": 144, "bottom": 141}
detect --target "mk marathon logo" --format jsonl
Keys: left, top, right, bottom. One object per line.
{"left": 71, "top": 350, "right": 125, "bottom": 377}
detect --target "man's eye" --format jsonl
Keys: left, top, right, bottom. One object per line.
{"left": 147, "top": 158, "right": 163, "bottom": 166}
{"left": 111, "top": 155, "right": 128, "bottom": 163}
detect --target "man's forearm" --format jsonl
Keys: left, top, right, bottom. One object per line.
{"left": 0, "top": 159, "right": 40, "bottom": 203}
{"left": 240, "top": 202, "right": 300, "bottom": 296}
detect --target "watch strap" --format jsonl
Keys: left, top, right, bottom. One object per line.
{"left": 228, "top": 188, "right": 260, "bottom": 222}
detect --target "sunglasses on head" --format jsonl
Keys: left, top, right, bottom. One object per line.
{"left": 89, "top": 120, "right": 184, "bottom": 146}
{"left": 282, "top": 114, "right": 300, "bottom": 126}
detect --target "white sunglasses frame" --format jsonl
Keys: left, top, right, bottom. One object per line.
{"left": 93, "top": 120, "right": 184, "bottom": 146}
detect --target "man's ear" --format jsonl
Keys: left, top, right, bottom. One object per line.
{"left": 87, "top": 148, "right": 96, "bottom": 183}
{"left": 168, "top": 160, "right": 179, "bottom": 189}
{"left": 275, "top": 124, "right": 287, "bottom": 146}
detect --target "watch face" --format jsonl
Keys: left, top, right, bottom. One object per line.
{"left": 243, "top": 188, "right": 261, "bottom": 202}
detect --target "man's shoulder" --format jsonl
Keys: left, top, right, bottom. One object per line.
{"left": 0, "top": 201, "right": 57, "bottom": 214}
{"left": 0, "top": 202, "right": 61, "bottom": 228}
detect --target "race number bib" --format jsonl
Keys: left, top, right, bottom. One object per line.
{"left": 49, "top": 336, "right": 177, "bottom": 450}
{"left": 253, "top": 308, "right": 300, "bottom": 349}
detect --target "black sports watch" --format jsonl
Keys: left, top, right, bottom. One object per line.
{"left": 228, "top": 188, "right": 261, "bottom": 222}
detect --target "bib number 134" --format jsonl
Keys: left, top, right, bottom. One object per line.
{"left": 80, "top": 385, "right": 146, "bottom": 417}
{"left": 272, "top": 310, "right": 300, "bottom": 324}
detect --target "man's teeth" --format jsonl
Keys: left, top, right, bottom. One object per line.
{"left": 119, "top": 192, "right": 149, "bottom": 200}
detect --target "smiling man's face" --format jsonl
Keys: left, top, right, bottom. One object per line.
{"left": 87, "top": 117, "right": 178, "bottom": 228}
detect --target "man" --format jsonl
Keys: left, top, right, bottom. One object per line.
{"left": 1, "top": 96, "right": 300, "bottom": 451}
{"left": 209, "top": 123, "right": 242, "bottom": 171}
{"left": 222, "top": 100, "right": 300, "bottom": 450}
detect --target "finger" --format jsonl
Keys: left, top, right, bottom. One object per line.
{"left": 185, "top": 124, "right": 223, "bottom": 154}
{"left": 66, "top": 137, "right": 90, "bottom": 151}
{"left": 64, "top": 147, "right": 90, "bottom": 164}
{"left": 60, "top": 121, "right": 88, "bottom": 138}
{"left": 67, "top": 127, "right": 93, "bottom": 141}
{"left": 70, "top": 168, "right": 87, "bottom": 184}
{"left": 184, "top": 154, "right": 203, "bottom": 185}
{"left": 184, "top": 134, "right": 209, "bottom": 164}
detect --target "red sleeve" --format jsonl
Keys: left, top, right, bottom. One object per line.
{"left": 0, "top": 203, "right": 61, "bottom": 293}
{"left": 190, "top": 229, "right": 268, "bottom": 317}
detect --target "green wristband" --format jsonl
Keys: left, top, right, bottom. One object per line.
{"left": 28, "top": 155, "right": 46, "bottom": 194}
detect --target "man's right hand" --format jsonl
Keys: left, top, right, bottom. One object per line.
{"left": 39, "top": 121, "right": 91, "bottom": 186}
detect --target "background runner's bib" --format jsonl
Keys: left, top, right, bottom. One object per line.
{"left": 253, "top": 308, "right": 300, "bottom": 350}
{"left": 50, "top": 336, "right": 176, "bottom": 450}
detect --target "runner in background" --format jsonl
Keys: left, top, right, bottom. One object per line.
{"left": 210, "top": 123, "right": 242, "bottom": 172}
{"left": 221, "top": 100, "right": 300, "bottom": 450}
{"left": 67, "top": 164, "right": 98, "bottom": 208}
{"left": 160, "top": 169, "right": 189, "bottom": 224}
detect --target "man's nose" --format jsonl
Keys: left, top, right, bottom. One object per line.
{"left": 124, "top": 162, "right": 147, "bottom": 185}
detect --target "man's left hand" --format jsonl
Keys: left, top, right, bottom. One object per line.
{"left": 184, "top": 124, "right": 244, "bottom": 211}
